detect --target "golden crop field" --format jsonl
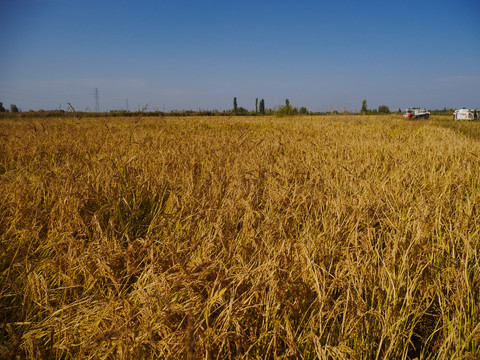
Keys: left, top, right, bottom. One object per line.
{"left": 1, "top": 115, "right": 479, "bottom": 359}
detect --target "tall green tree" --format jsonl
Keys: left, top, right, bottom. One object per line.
{"left": 0, "top": 102, "right": 5, "bottom": 112}
{"left": 361, "top": 100, "right": 367, "bottom": 114}
{"left": 10, "top": 104, "right": 19, "bottom": 113}
{"left": 255, "top": 98, "right": 258, "bottom": 113}
{"left": 259, "top": 99, "right": 265, "bottom": 114}
{"left": 284, "top": 99, "right": 294, "bottom": 115}
{"left": 233, "top": 97, "right": 238, "bottom": 113}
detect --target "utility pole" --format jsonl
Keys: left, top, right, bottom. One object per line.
{"left": 94, "top": 88, "right": 100, "bottom": 112}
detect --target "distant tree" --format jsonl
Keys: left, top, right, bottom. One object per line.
{"left": 10, "top": 104, "right": 19, "bottom": 113}
{"left": 361, "top": 100, "right": 367, "bottom": 114}
{"left": 300, "top": 106, "right": 308, "bottom": 114}
{"left": 276, "top": 99, "right": 296, "bottom": 117}
{"left": 398, "top": 108, "right": 402, "bottom": 113}
{"left": 259, "top": 99, "right": 265, "bottom": 114}
{"left": 0, "top": 102, "right": 5, "bottom": 112}
{"left": 233, "top": 97, "right": 238, "bottom": 113}
{"left": 255, "top": 98, "right": 258, "bottom": 113}
{"left": 378, "top": 105, "right": 390, "bottom": 114}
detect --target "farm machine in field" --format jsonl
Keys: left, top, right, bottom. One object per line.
{"left": 453, "top": 108, "right": 479, "bottom": 121}
{"left": 404, "top": 108, "right": 430, "bottom": 119}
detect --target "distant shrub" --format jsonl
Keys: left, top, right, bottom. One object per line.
{"left": 378, "top": 105, "right": 390, "bottom": 114}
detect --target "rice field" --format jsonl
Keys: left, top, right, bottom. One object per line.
{"left": 1, "top": 114, "right": 479, "bottom": 359}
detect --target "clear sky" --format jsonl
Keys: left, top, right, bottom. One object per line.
{"left": 1, "top": 0, "right": 479, "bottom": 112}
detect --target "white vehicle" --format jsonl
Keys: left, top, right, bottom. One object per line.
{"left": 453, "top": 108, "right": 479, "bottom": 121}
{"left": 404, "top": 108, "right": 430, "bottom": 119}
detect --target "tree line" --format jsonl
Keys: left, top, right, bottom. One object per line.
{"left": 0, "top": 102, "right": 19, "bottom": 113}
{"left": 233, "top": 97, "right": 267, "bottom": 115}
{"left": 233, "top": 97, "right": 308, "bottom": 116}
{"left": 0, "top": 99, "right": 458, "bottom": 118}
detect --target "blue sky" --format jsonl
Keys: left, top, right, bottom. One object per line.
{"left": 1, "top": 0, "right": 479, "bottom": 112}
